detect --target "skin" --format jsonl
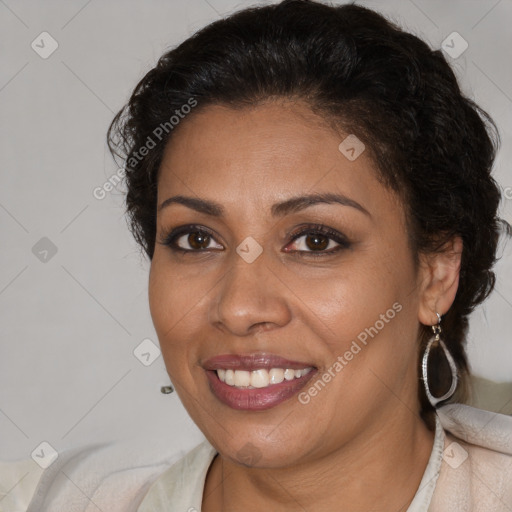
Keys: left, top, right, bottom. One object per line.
{"left": 148, "top": 100, "right": 462, "bottom": 511}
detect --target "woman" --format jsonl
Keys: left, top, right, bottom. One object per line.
{"left": 15, "top": 0, "right": 512, "bottom": 510}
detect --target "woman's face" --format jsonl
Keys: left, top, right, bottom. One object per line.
{"left": 149, "top": 101, "right": 427, "bottom": 468}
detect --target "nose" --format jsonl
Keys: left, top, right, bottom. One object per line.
{"left": 208, "top": 250, "right": 292, "bottom": 337}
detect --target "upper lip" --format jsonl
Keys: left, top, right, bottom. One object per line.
{"left": 202, "top": 353, "right": 316, "bottom": 371}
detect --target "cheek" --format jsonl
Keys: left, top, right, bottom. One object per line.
{"left": 285, "top": 242, "right": 419, "bottom": 393}
{"left": 285, "top": 253, "right": 410, "bottom": 344}
{"left": 148, "top": 259, "right": 204, "bottom": 373}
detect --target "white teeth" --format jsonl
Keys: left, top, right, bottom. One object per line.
{"left": 216, "top": 367, "right": 312, "bottom": 389}
{"left": 284, "top": 369, "right": 295, "bottom": 381}
{"left": 233, "top": 370, "right": 251, "bottom": 387}
{"left": 269, "top": 368, "right": 284, "bottom": 384}
{"left": 251, "top": 369, "right": 270, "bottom": 388}
{"left": 225, "top": 369, "right": 235, "bottom": 386}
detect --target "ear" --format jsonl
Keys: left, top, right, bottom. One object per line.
{"left": 418, "top": 236, "right": 463, "bottom": 326}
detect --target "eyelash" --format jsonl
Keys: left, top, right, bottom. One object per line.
{"left": 159, "top": 223, "right": 350, "bottom": 257}
{"left": 287, "top": 224, "right": 350, "bottom": 256}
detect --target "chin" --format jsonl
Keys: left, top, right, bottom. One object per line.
{"left": 209, "top": 430, "right": 315, "bottom": 469}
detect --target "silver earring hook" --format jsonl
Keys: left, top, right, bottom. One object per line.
{"left": 431, "top": 312, "right": 442, "bottom": 338}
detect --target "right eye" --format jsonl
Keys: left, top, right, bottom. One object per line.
{"left": 160, "top": 225, "right": 224, "bottom": 253}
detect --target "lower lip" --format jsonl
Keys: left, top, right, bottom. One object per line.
{"left": 205, "top": 370, "right": 317, "bottom": 411}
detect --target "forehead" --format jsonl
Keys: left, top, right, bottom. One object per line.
{"left": 157, "top": 101, "right": 394, "bottom": 218}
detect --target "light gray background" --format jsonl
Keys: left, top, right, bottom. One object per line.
{"left": 1, "top": 0, "right": 511, "bottom": 462}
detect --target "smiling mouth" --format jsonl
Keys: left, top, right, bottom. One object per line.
{"left": 216, "top": 367, "right": 313, "bottom": 389}
{"left": 203, "top": 353, "right": 317, "bottom": 410}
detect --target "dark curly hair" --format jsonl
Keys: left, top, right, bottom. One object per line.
{"left": 107, "top": 0, "right": 508, "bottom": 424}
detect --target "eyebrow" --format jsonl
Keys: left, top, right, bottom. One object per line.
{"left": 158, "top": 192, "right": 371, "bottom": 218}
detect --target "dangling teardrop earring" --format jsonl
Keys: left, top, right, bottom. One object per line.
{"left": 421, "top": 312, "right": 458, "bottom": 407}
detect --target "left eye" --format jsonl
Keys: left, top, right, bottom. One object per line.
{"left": 285, "top": 227, "right": 349, "bottom": 254}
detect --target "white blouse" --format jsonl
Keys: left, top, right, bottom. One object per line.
{"left": 2, "top": 404, "right": 511, "bottom": 511}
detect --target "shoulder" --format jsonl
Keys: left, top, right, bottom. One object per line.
{"left": 0, "top": 459, "right": 43, "bottom": 512}
{"left": 432, "top": 403, "right": 512, "bottom": 511}
{"left": 137, "top": 440, "right": 217, "bottom": 511}
{"left": 437, "top": 403, "right": 512, "bottom": 454}
{"left": 6, "top": 436, "right": 186, "bottom": 512}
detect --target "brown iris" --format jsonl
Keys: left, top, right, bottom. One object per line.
{"left": 305, "top": 233, "right": 329, "bottom": 251}
{"left": 188, "top": 231, "right": 211, "bottom": 249}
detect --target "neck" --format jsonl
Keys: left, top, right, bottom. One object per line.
{"left": 202, "top": 408, "right": 435, "bottom": 512}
